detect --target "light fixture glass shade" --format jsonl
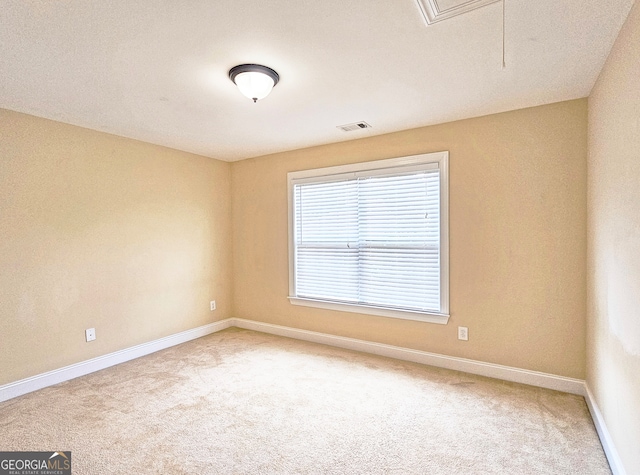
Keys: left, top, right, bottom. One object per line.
{"left": 234, "top": 71, "right": 274, "bottom": 102}
{"left": 229, "top": 64, "right": 279, "bottom": 103}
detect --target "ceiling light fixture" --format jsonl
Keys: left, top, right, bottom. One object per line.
{"left": 228, "top": 64, "right": 279, "bottom": 103}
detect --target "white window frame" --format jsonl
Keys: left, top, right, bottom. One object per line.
{"left": 287, "top": 151, "right": 449, "bottom": 324}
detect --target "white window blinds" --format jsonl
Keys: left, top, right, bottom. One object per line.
{"left": 288, "top": 152, "right": 449, "bottom": 321}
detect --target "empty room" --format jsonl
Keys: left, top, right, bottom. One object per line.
{"left": 1, "top": 0, "right": 639, "bottom": 473}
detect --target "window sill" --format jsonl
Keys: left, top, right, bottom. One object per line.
{"left": 288, "top": 297, "right": 450, "bottom": 325}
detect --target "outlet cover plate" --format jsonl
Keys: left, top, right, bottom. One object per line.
{"left": 85, "top": 328, "right": 96, "bottom": 342}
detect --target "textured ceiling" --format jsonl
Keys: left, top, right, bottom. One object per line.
{"left": 0, "top": 0, "right": 635, "bottom": 161}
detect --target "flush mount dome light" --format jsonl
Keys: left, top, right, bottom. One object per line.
{"left": 229, "top": 64, "right": 279, "bottom": 103}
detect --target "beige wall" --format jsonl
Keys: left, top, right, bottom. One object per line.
{"left": 587, "top": 0, "right": 640, "bottom": 472}
{"left": 232, "top": 99, "right": 588, "bottom": 379}
{"left": 1, "top": 99, "right": 589, "bottom": 388}
{"left": 0, "top": 109, "right": 232, "bottom": 386}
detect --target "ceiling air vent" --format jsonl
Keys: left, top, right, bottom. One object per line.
{"left": 337, "top": 121, "right": 372, "bottom": 132}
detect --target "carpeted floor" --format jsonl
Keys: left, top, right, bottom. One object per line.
{"left": 0, "top": 328, "right": 610, "bottom": 474}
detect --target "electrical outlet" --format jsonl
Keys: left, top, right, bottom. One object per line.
{"left": 458, "top": 326, "right": 468, "bottom": 341}
{"left": 85, "top": 328, "right": 96, "bottom": 342}
{"left": 210, "top": 300, "right": 216, "bottom": 311}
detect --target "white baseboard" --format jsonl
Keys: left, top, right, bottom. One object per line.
{"left": 0, "top": 319, "right": 232, "bottom": 403}
{"left": 2, "top": 316, "right": 622, "bottom": 473}
{"left": 584, "top": 385, "right": 627, "bottom": 475}
{"left": 233, "top": 319, "right": 631, "bottom": 470}
{"left": 0, "top": 316, "right": 586, "bottom": 400}
{"left": 231, "top": 318, "right": 587, "bottom": 396}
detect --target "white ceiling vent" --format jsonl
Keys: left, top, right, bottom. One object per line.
{"left": 416, "top": 0, "right": 501, "bottom": 25}
{"left": 337, "top": 121, "right": 372, "bottom": 132}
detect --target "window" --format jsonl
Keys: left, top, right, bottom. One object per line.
{"left": 287, "top": 152, "right": 449, "bottom": 324}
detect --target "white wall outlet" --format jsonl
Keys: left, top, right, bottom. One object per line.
{"left": 85, "top": 328, "right": 96, "bottom": 342}
{"left": 458, "top": 326, "right": 469, "bottom": 341}
{"left": 210, "top": 300, "right": 216, "bottom": 311}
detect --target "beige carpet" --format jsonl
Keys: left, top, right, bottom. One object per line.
{"left": 0, "top": 328, "right": 609, "bottom": 474}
